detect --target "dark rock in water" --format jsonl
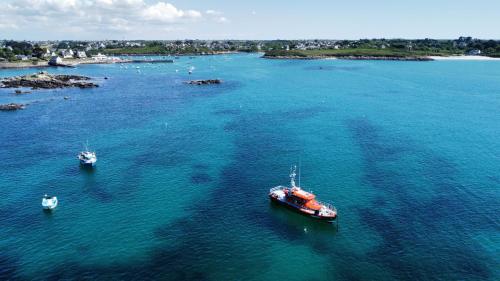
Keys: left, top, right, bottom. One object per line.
{"left": 0, "top": 72, "right": 98, "bottom": 90}
{"left": 187, "top": 79, "right": 222, "bottom": 85}
{"left": 191, "top": 173, "right": 212, "bottom": 184}
{"left": 104, "top": 77, "right": 108, "bottom": 80}
{"left": 0, "top": 103, "right": 26, "bottom": 111}
{"left": 14, "top": 89, "right": 31, "bottom": 95}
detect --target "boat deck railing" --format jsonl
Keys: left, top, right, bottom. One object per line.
{"left": 269, "top": 186, "right": 287, "bottom": 193}
{"left": 316, "top": 200, "right": 337, "bottom": 213}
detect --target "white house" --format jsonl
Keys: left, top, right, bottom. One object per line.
{"left": 49, "top": 56, "right": 63, "bottom": 65}
{"left": 92, "top": 53, "right": 108, "bottom": 61}
{"left": 467, "top": 49, "right": 481, "bottom": 56}
{"left": 61, "top": 49, "right": 74, "bottom": 58}
{"left": 15, "top": 55, "right": 29, "bottom": 61}
{"left": 76, "top": 51, "right": 87, "bottom": 58}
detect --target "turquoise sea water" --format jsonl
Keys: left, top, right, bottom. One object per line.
{"left": 1, "top": 54, "right": 499, "bottom": 280}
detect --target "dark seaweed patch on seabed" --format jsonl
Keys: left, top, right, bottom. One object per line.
{"left": 347, "top": 117, "right": 494, "bottom": 280}
{"left": 192, "top": 163, "right": 209, "bottom": 170}
{"left": 84, "top": 182, "right": 114, "bottom": 203}
{"left": 190, "top": 173, "right": 212, "bottom": 184}
{"left": 22, "top": 108, "right": 379, "bottom": 281}
{"left": 33, "top": 106, "right": 330, "bottom": 280}
{"left": 0, "top": 253, "right": 22, "bottom": 280}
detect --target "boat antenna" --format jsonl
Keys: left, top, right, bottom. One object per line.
{"left": 298, "top": 158, "right": 301, "bottom": 188}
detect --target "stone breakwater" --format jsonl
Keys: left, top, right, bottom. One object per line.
{"left": 0, "top": 72, "right": 99, "bottom": 90}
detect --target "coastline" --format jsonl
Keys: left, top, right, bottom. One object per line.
{"left": 263, "top": 54, "right": 500, "bottom": 61}
{"left": 0, "top": 59, "right": 113, "bottom": 69}
{"left": 262, "top": 55, "right": 433, "bottom": 61}
{"left": 0, "top": 57, "right": 172, "bottom": 70}
{"left": 428, "top": 55, "right": 500, "bottom": 61}
{"left": 3, "top": 53, "right": 500, "bottom": 71}
{"left": 0, "top": 61, "right": 50, "bottom": 69}
{"left": 0, "top": 52, "right": 239, "bottom": 70}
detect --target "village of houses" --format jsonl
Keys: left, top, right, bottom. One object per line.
{"left": 2, "top": 47, "right": 117, "bottom": 68}
{"left": 0, "top": 40, "right": 137, "bottom": 68}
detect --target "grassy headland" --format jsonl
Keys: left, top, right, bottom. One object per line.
{"left": 266, "top": 48, "right": 461, "bottom": 57}
{"left": 264, "top": 47, "right": 467, "bottom": 60}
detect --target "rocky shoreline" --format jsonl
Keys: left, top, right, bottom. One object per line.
{"left": 0, "top": 72, "right": 99, "bottom": 90}
{"left": 262, "top": 55, "right": 434, "bottom": 61}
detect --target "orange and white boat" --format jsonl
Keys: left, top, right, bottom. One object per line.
{"left": 269, "top": 165, "right": 337, "bottom": 222}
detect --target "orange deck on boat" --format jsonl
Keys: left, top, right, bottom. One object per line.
{"left": 304, "top": 200, "right": 322, "bottom": 210}
{"left": 291, "top": 188, "right": 316, "bottom": 200}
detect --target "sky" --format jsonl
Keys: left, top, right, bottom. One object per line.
{"left": 0, "top": 0, "right": 499, "bottom": 40}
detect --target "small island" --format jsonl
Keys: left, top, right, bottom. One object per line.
{"left": 0, "top": 72, "right": 98, "bottom": 89}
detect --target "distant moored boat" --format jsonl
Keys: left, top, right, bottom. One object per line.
{"left": 78, "top": 142, "right": 97, "bottom": 167}
{"left": 42, "top": 194, "right": 58, "bottom": 210}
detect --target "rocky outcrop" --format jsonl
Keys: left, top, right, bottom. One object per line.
{"left": 14, "top": 89, "right": 31, "bottom": 95}
{"left": 0, "top": 103, "right": 26, "bottom": 111}
{"left": 0, "top": 72, "right": 98, "bottom": 90}
{"left": 187, "top": 79, "right": 222, "bottom": 85}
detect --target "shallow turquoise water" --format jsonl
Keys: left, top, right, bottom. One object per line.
{"left": 1, "top": 54, "right": 499, "bottom": 280}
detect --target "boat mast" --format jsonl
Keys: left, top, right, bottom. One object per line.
{"left": 290, "top": 165, "right": 297, "bottom": 188}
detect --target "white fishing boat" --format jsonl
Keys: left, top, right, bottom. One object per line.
{"left": 78, "top": 142, "right": 97, "bottom": 167}
{"left": 42, "top": 194, "right": 58, "bottom": 210}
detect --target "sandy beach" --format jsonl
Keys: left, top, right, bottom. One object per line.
{"left": 429, "top": 55, "right": 500, "bottom": 61}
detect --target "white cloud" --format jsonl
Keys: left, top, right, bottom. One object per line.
{"left": 205, "top": 10, "right": 222, "bottom": 15}
{"left": 216, "top": 17, "right": 228, "bottom": 23}
{"left": 0, "top": 0, "right": 221, "bottom": 38}
{"left": 205, "top": 9, "right": 229, "bottom": 24}
{"left": 0, "top": 23, "right": 19, "bottom": 30}
{"left": 142, "top": 2, "right": 201, "bottom": 22}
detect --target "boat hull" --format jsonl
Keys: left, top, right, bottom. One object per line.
{"left": 269, "top": 195, "right": 336, "bottom": 222}
{"left": 79, "top": 160, "right": 96, "bottom": 167}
